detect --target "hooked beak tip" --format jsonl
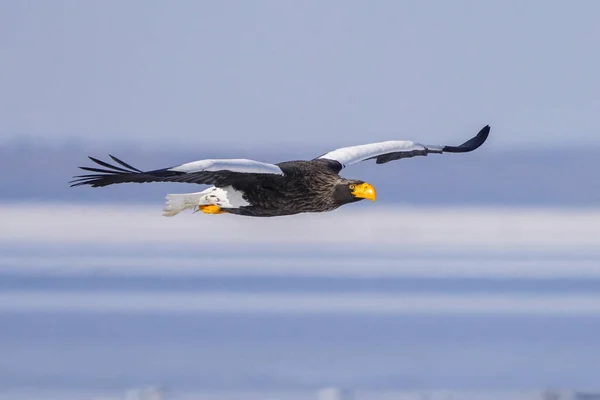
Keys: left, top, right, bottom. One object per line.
{"left": 352, "top": 183, "right": 376, "bottom": 202}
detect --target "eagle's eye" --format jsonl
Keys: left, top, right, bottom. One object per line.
{"left": 349, "top": 184, "right": 355, "bottom": 190}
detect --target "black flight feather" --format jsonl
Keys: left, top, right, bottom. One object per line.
{"left": 442, "top": 125, "right": 490, "bottom": 153}
{"left": 109, "top": 154, "right": 143, "bottom": 172}
{"left": 87, "top": 156, "right": 132, "bottom": 173}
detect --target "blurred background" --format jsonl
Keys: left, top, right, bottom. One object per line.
{"left": 1, "top": 1, "right": 600, "bottom": 399}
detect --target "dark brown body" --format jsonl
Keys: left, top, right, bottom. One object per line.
{"left": 226, "top": 159, "right": 356, "bottom": 217}
{"left": 69, "top": 124, "right": 490, "bottom": 217}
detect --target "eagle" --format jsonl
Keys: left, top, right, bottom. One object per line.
{"left": 70, "top": 125, "right": 490, "bottom": 217}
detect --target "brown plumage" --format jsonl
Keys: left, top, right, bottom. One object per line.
{"left": 70, "top": 125, "right": 490, "bottom": 217}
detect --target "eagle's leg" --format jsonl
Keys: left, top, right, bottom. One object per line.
{"left": 196, "top": 205, "right": 226, "bottom": 214}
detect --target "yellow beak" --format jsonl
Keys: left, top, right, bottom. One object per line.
{"left": 351, "top": 182, "right": 377, "bottom": 202}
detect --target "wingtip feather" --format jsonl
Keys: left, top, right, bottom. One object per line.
{"left": 109, "top": 154, "right": 143, "bottom": 172}
{"left": 442, "top": 124, "right": 491, "bottom": 153}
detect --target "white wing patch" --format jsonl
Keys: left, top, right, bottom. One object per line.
{"left": 318, "top": 141, "right": 442, "bottom": 168}
{"left": 168, "top": 158, "right": 284, "bottom": 175}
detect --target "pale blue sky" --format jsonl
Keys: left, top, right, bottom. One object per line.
{"left": 1, "top": 0, "right": 599, "bottom": 149}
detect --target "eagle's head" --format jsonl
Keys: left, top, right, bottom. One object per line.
{"left": 333, "top": 180, "right": 377, "bottom": 204}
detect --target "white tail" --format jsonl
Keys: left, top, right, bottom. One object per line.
{"left": 162, "top": 190, "right": 211, "bottom": 217}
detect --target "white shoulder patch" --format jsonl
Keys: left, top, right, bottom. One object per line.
{"left": 168, "top": 158, "right": 284, "bottom": 175}
{"left": 319, "top": 141, "right": 436, "bottom": 167}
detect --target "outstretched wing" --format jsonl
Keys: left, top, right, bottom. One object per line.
{"left": 69, "top": 155, "right": 285, "bottom": 188}
{"left": 315, "top": 125, "right": 490, "bottom": 173}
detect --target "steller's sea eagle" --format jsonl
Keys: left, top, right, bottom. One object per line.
{"left": 70, "top": 125, "right": 490, "bottom": 217}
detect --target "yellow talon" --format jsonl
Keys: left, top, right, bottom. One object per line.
{"left": 197, "top": 205, "right": 225, "bottom": 214}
